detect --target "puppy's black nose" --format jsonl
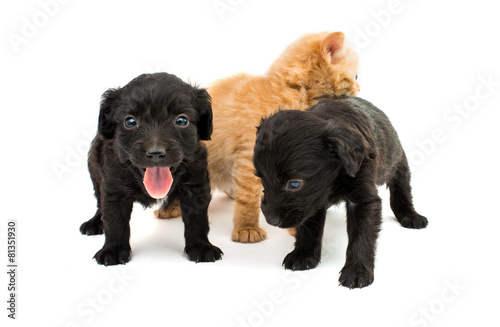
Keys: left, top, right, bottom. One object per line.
{"left": 266, "top": 215, "right": 281, "bottom": 227}
{"left": 147, "top": 147, "right": 166, "bottom": 164}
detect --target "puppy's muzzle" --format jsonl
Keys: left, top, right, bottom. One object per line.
{"left": 265, "top": 215, "right": 281, "bottom": 227}
{"left": 147, "top": 146, "right": 166, "bottom": 165}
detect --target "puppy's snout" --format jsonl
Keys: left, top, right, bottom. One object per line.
{"left": 265, "top": 215, "right": 281, "bottom": 227}
{"left": 146, "top": 147, "right": 166, "bottom": 164}
{"left": 261, "top": 199, "right": 280, "bottom": 226}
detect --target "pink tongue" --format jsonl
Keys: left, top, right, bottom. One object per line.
{"left": 143, "top": 167, "right": 173, "bottom": 199}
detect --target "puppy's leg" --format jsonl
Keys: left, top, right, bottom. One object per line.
{"left": 179, "top": 181, "right": 223, "bottom": 262}
{"left": 81, "top": 160, "right": 104, "bottom": 235}
{"left": 231, "top": 155, "right": 267, "bottom": 243}
{"left": 93, "top": 193, "right": 133, "bottom": 266}
{"left": 283, "top": 209, "right": 326, "bottom": 270}
{"left": 154, "top": 198, "right": 182, "bottom": 219}
{"left": 339, "top": 194, "right": 382, "bottom": 289}
{"left": 388, "top": 154, "right": 428, "bottom": 229}
{"left": 80, "top": 210, "right": 103, "bottom": 235}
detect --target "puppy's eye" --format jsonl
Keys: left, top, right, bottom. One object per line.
{"left": 286, "top": 180, "right": 303, "bottom": 191}
{"left": 355, "top": 74, "right": 358, "bottom": 80}
{"left": 124, "top": 117, "right": 137, "bottom": 129}
{"left": 175, "top": 115, "right": 189, "bottom": 127}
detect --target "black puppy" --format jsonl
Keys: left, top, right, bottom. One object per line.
{"left": 80, "top": 73, "right": 223, "bottom": 265}
{"left": 254, "top": 97, "right": 427, "bottom": 288}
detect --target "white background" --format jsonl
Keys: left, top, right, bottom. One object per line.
{"left": 1, "top": 0, "right": 499, "bottom": 326}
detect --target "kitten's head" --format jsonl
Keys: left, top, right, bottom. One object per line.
{"left": 267, "top": 32, "right": 359, "bottom": 100}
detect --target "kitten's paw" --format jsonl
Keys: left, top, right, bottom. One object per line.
{"left": 339, "top": 263, "right": 374, "bottom": 289}
{"left": 399, "top": 213, "right": 428, "bottom": 229}
{"left": 80, "top": 218, "right": 103, "bottom": 235}
{"left": 282, "top": 250, "right": 320, "bottom": 271}
{"left": 93, "top": 245, "right": 131, "bottom": 266}
{"left": 185, "top": 243, "right": 223, "bottom": 262}
{"left": 232, "top": 227, "right": 267, "bottom": 243}
{"left": 154, "top": 204, "right": 182, "bottom": 219}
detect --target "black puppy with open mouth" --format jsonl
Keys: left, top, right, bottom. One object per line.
{"left": 80, "top": 73, "right": 222, "bottom": 265}
{"left": 254, "top": 97, "right": 427, "bottom": 288}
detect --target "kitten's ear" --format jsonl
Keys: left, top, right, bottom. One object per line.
{"left": 322, "top": 121, "right": 367, "bottom": 178}
{"left": 322, "top": 32, "right": 345, "bottom": 64}
{"left": 193, "top": 87, "right": 213, "bottom": 141}
{"left": 98, "top": 88, "right": 121, "bottom": 139}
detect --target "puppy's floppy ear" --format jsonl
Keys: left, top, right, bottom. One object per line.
{"left": 98, "top": 88, "right": 121, "bottom": 139}
{"left": 193, "top": 87, "right": 213, "bottom": 140}
{"left": 255, "top": 116, "right": 267, "bottom": 134}
{"left": 323, "top": 121, "right": 367, "bottom": 178}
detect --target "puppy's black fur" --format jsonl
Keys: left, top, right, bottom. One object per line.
{"left": 80, "top": 73, "right": 222, "bottom": 265}
{"left": 254, "top": 97, "right": 427, "bottom": 288}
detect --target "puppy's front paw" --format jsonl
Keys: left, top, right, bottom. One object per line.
{"left": 80, "top": 218, "right": 104, "bottom": 235}
{"left": 93, "top": 244, "right": 131, "bottom": 266}
{"left": 283, "top": 250, "right": 320, "bottom": 271}
{"left": 399, "top": 213, "right": 428, "bottom": 229}
{"left": 339, "top": 263, "right": 374, "bottom": 289}
{"left": 231, "top": 227, "right": 267, "bottom": 243}
{"left": 185, "top": 243, "right": 223, "bottom": 263}
{"left": 154, "top": 204, "right": 182, "bottom": 219}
